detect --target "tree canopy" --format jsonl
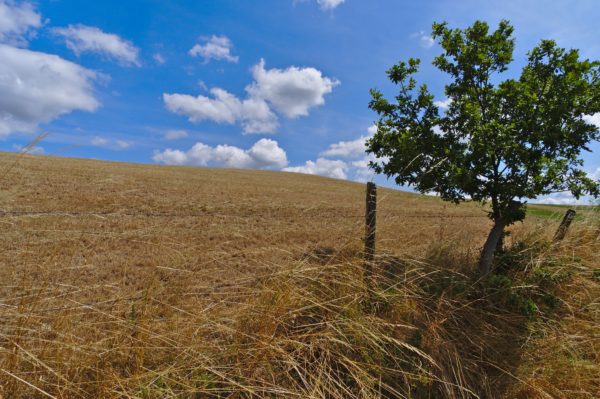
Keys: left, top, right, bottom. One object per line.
{"left": 367, "top": 20, "right": 600, "bottom": 273}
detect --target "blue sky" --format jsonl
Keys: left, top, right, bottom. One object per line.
{"left": 1, "top": 0, "right": 599, "bottom": 204}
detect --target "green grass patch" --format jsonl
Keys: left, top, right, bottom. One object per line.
{"left": 528, "top": 205, "right": 598, "bottom": 221}
{"left": 528, "top": 206, "right": 568, "bottom": 220}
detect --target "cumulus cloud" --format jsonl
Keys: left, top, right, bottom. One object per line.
{"left": 0, "top": 4, "right": 114, "bottom": 138}
{"left": 286, "top": 125, "right": 382, "bottom": 182}
{"left": 411, "top": 31, "right": 435, "bottom": 49}
{"left": 284, "top": 158, "right": 348, "bottom": 179}
{"left": 284, "top": 155, "right": 378, "bottom": 182}
{"left": 320, "top": 125, "right": 376, "bottom": 158}
{"left": 163, "top": 88, "right": 278, "bottom": 134}
{"left": 434, "top": 98, "right": 452, "bottom": 110}
{"left": 247, "top": 59, "right": 339, "bottom": 118}
{"left": 189, "top": 35, "right": 238, "bottom": 63}
{"left": 164, "top": 88, "right": 240, "bottom": 125}
{"left": 321, "top": 137, "right": 366, "bottom": 158}
{"left": 0, "top": 0, "right": 42, "bottom": 46}
{"left": 163, "top": 59, "right": 338, "bottom": 134}
{"left": 350, "top": 157, "right": 377, "bottom": 182}
{"left": 583, "top": 113, "right": 600, "bottom": 129}
{"left": 164, "top": 129, "right": 188, "bottom": 140}
{"left": 0, "top": 44, "right": 99, "bottom": 137}
{"left": 153, "top": 138, "right": 288, "bottom": 169}
{"left": 52, "top": 24, "right": 140, "bottom": 66}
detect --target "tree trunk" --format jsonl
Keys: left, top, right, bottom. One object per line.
{"left": 478, "top": 218, "right": 507, "bottom": 276}
{"left": 496, "top": 233, "right": 504, "bottom": 254}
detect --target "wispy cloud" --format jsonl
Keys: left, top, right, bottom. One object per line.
{"left": 0, "top": 0, "right": 42, "bottom": 46}
{"left": 53, "top": 24, "right": 141, "bottom": 67}
{"left": 153, "top": 53, "right": 165, "bottom": 64}
{"left": 164, "top": 129, "right": 189, "bottom": 140}
{"left": 316, "top": 0, "right": 345, "bottom": 11}
{"left": 411, "top": 31, "right": 435, "bottom": 49}
{"left": 91, "top": 136, "right": 132, "bottom": 150}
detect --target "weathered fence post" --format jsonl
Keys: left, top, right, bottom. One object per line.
{"left": 554, "top": 209, "right": 576, "bottom": 242}
{"left": 364, "top": 182, "right": 377, "bottom": 284}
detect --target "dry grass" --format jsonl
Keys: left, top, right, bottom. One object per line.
{"left": 0, "top": 153, "right": 598, "bottom": 398}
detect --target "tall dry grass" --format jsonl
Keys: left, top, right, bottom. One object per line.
{"left": 1, "top": 216, "right": 598, "bottom": 398}
{"left": 0, "top": 153, "right": 598, "bottom": 398}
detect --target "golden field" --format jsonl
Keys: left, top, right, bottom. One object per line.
{"left": 0, "top": 153, "right": 598, "bottom": 398}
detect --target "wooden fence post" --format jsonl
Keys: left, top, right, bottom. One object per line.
{"left": 364, "top": 182, "right": 377, "bottom": 283}
{"left": 554, "top": 209, "right": 576, "bottom": 242}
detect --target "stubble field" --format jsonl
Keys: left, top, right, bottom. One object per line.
{"left": 0, "top": 153, "right": 597, "bottom": 398}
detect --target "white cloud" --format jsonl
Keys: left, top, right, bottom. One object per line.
{"left": 0, "top": 0, "right": 42, "bottom": 46}
{"left": 189, "top": 35, "right": 238, "bottom": 63}
{"left": 163, "top": 88, "right": 278, "bottom": 134}
{"left": 91, "top": 136, "right": 131, "bottom": 150}
{"left": 284, "top": 158, "right": 348, "bottom": 179}
{"left": 294, "top": 0, "right": 345, "bottom": 11}
{"left": 0, "top": 44, "right": 99, "bottom": 137}
{"left": 164, "top": 88, "right": 240, "bottom": 125}
{"left": 583, "top": 113, "right": 600, "bottom": 129}
{"left": 535, "top": 192, "right": 587, "bottom": 206}
{"left": 115, "top": 140, "right": 130, "bottom": 149}
{"left": 163, "top": 59, "right": 338, "bottom": 134}
{"left": 434, "top": 98, "right": 452, "bottom": 110}
{"left": 316, "top": 0, "right": 345, "bottom": 10}
{"left": 0, "top": 3, "right": 95, "bottom": 137}
{"left": 164, "top": 129, "right": 188, "bottom": 140}
{"left": 288, "top": 125, "right": 382, "bottom": 182}
{"left": 411, "top": 31, "right": 435, "bottom": 49}
{"left": 91, "top": 136, "right": 108, "bottom": 146}
{"left": 534, "top": 166, "right": 600, "bottom": 205}
{"left": 238, "top": 96, "right": 279, "bottom": 133}
{"left": 153, "top": 138, "right": 288, "bottom": 169}
{"left": 320, "top": 124, "right": 375, "bottom": 159}
{"left": 52, "top": 24, "right": 140, "bottom": 67}
{"left": 321, "top": 136, "right": 367, "bottom": 158}
{"left": 247, "top": 59, "right": 339, "bottom": 118}
{"left": 246, "top": 138, "right": 288, "bottom": 168}
{"left": 211, "top": 144, "right": 254, "bottom": 168}
{"left": 153, "top": 53, "right": 165, "bottom": 64}
{"left": 351, "top": 157, "right": 376, "bottom": 182}
{"left": 153, "top": 148, "right": 190, "bottom": 165}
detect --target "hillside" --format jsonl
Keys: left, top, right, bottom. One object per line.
{"left": 0, "top": 153, "right": 598, "bottom": 398}
{"left": 0, "top": 152, "right": 496, "bottom": 280}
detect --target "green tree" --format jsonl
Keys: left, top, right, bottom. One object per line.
{"left": 367, "top": 20, "right": 600, "bottom": 275}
